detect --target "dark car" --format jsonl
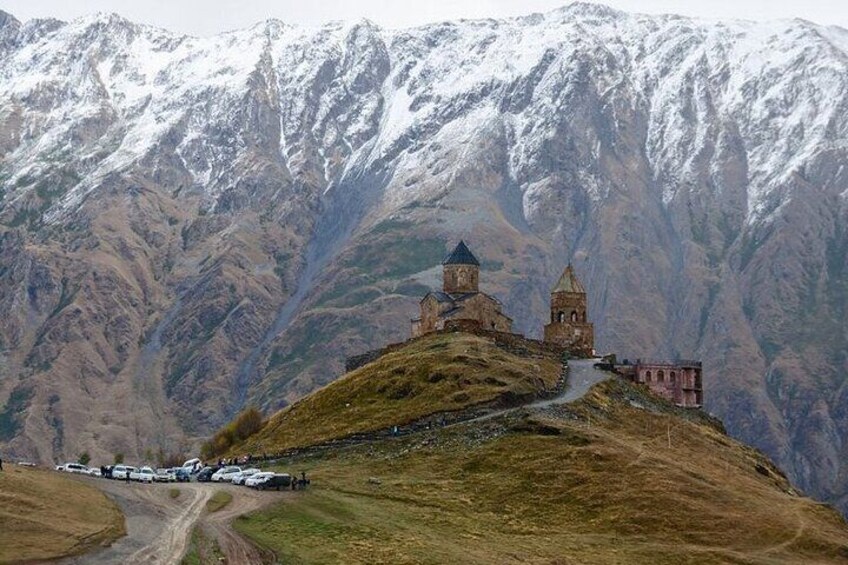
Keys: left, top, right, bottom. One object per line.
{"left": 259, "top": 473, "right": 292, "bottom": 491}
{"left": 195, "top": 466, "right": 220, "bottom": 482}
{"left": 174, "top": 468, "right": 191, "bottom": 482}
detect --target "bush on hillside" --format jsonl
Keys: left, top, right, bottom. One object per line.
{"left": 201, "top": 407, "right": 265, "bottom": 460}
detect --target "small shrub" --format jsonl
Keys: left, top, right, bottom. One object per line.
{"left": 201, "top": 406, "right": 265, "bottom": 459}
{"left": 78, "top": 452, "right": 91, "bottom": 466}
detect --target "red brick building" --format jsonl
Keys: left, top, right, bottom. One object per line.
{"left": 616, "top": 360, "right": 703, "bottom": 408}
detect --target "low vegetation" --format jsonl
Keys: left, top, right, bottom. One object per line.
{"left": 206, "top": 491, "right": 233, "bottom": 513}
{"left": 237, "top": 332, "right": 562, "bottom": 456}
{"left": 181, "top": 526, "right": 225, "bottom": 565}
{"left": 201, "top": 406, "right": 264, "bottom": 459}
{"left": 0, "top": 466, "right": 125, "bottom": 562}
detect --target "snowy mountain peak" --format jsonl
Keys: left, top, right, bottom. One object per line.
{"left": 0, "top": 5, "right": 846, "bottom": 228}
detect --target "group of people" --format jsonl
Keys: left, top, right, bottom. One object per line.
{"left": 291, "top": 471, "right": 310, "bottom": 490}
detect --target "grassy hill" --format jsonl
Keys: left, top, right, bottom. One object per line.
{"left": 229, "top": 332, "right": 848, "bottom": 564}
{"left": 0, "top": 466, "right": 125, "bottom": 562}
{"left": 237, "top": 332, "right": 562, "bottom": 455}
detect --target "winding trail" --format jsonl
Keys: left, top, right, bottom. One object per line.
{"left": 531, "top": 358, "right": 611, "bottom": 409}
{"left": 462, "top": 358, "right": 611, "bottom": 426}
{"left": 59, "top": 478, "right": 281, "bottom": 564}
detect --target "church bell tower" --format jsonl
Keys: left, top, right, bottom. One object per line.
{"left": 543, "top": 264, "right": 594, "bottom": 357}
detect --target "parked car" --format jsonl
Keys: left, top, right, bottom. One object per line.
{"left": 195, "top": 466, "right": 220, "bottom": 482}
{"left": 245, "top": 472, "right": 275, "bottom": 488}
{"left": 62, "top": 463, "right": 90, "bottom": 475}
{"left": 55, "top": 464, "right": 66, "bottom": 471}
{"left": 155, "top": 468, "right": 176, "bottom": 482}
{"left": 211, "top": 466, "right": 241, "bottom": 482}
{"left": 130, "top": 466, "right": 155, "bottom": 483}
{"left": 258, "top": 473, "right": 293, "bottom": 491}
{"left": 88, "top": 467, "right": 102, "bottom": 477}
{"left": 111, "top": 465, "right": 137, "bottom": 480}
{"left": 182, "top": 458, "right": 202, "bottom": 474}
{"left": 102, "top": 465, "right": 114, "bottom": 479}
{"left": 231, "top": 468, "right": 261, "bottom": 485}
{"left": 173, "top": 468, "right": 191, "bottom": 482}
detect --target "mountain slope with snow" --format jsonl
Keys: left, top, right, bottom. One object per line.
{"left": 0, "top": 3, "right": 847, "bottom": 514}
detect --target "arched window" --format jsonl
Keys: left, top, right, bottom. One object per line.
{"left": 558, "top": 311, "right": 566, "bottom": 323}
{"left": 645, "top": 371, "right": 651, "bottom": 382}
{"left": 658, "top": 370, "right": 665, "bottom": 383}
{"left": 571, "top": 311, "right": 578, "bottom": 322}
{"left": 670, "top": 371, "right": 676, "bottom": 384}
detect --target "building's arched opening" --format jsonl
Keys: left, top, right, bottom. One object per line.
{"left": 658, "top": 370, "right": 665, "bottom": 383}
{"left": 558, "top": 311, "right": 566, "bottom": 323}
{"left": 582, "top": 311, "right": 587, "bottom": 322}
{"left": 570, "top": 311, "right": 578, "bottom": 322}
{"left": 670, "top": 371, "right": 676, "bottom": 383}
{"left": 645, "top": 371, "right": 652, "bottom": 382}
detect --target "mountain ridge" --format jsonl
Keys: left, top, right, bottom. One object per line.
{"left": 0, "top": 2, "right": 847, "bottom": 521}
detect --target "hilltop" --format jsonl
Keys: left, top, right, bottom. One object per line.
{"left": 230, "top": 332, "right": 848, "bottom": 563}
{"left": 238, "top": 331, "right": 564, "bottom": 455}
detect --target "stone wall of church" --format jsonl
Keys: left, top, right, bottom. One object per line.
{"left": 446, "top": 294, "right": 512, "bottom": 333}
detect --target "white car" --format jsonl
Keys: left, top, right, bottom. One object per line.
{"left": 182, "top": 458, "right": 202, "bottom": 474}
{"left": 55, "top": 464, "right": 66, "bottom": 471}
{"left": 112, "top": 465, "right": 137, "bottom": 480}
{"left": 130, "top": 466, "right": 155, "bottom": 483}
{"left": 62, "top": 463, "right": 90, "bottom": 474}
{"left": 231, "top": 468, "right": 261, "bottom": 485}
{"left": 88, "top": 467, "right": 102, "bottom": 477}
{"left": 245, "top": 472, "right": 275, "bottom": 488}
{"left": 155, "top": 468, "right": 176, "bottom": 482}
{"left": 210, "top": 466, "right": 241, "bottom": 482}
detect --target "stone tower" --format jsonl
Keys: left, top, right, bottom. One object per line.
{"left": 442, "top": 240, "right": 479, "bottom": 294}
{"left": 543, "top": 264, "right": 594, "bottom": 356}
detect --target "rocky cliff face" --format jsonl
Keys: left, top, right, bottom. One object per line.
{"left": 0, "top": 3, "right": 846, "bottom": 513}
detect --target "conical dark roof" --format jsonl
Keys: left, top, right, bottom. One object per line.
{"left": 553, "top": 264, "right": 585, "bottom": 294}
{"left": 442, "top": 240, "right": 480, "bottom": 266}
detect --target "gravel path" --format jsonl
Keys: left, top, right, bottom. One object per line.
{"left": 529, "top": 358, "right": 611, "bottom": 409}
{"left": 59, "top": 477, "right": 281, "bottom": 564}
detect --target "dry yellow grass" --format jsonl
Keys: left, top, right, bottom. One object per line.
{"left": 238, "top": 332, "right": 561, "bottom": 455}
{"left": 0, "top": 466, "right": 125, "bottom": 562}
{"left": 236, "top": 376, "right": 848, "bottom": 564}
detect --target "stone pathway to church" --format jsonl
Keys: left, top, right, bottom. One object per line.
{"left": 529, "top": 358, "right": 611, "bottom": 409}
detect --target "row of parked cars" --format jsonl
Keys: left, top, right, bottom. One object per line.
{"left": 55, "top": 459, "right": 294, "bottom": 490}
{"left": 55, "top": 458, "right": 203, "bottom": 483}
{"left": 196, "top": 465, "right": 293, "bottom": 490}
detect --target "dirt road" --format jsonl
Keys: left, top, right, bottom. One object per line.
{"left": 60, "top": 477, "right": 282, "bottom": 564}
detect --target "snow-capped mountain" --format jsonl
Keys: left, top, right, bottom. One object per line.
{"left": 1, "top": 3, "right": 847, "bottom": 514}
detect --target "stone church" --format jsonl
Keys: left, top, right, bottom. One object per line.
{"left": 411, "top": 241, "right": 513, "bottom": 337}
{"left": 543, "top": 264, "right": 595, "bottom": 357}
